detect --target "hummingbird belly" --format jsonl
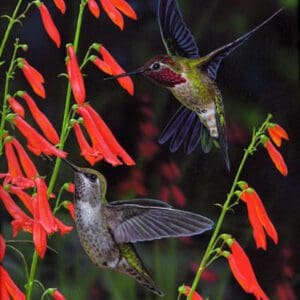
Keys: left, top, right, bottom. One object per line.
{"left": 170, "top": 82, "right": 219, "bottom": 138}
{"left": 75, "top": 202, "right": 120, "bottom": 269}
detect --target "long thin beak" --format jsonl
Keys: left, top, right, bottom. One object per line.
{"left": 104, "top": 68, "right": 145, "bottom": 80}
{"left": 62, "top": 158, "right": 81, "bottom": 172}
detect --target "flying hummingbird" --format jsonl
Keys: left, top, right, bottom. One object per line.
{"left": 105, "top": 0, "right": 282, "bottom": 171}
{"left": 63, "top": 159, "right": 214, "bottom": 296}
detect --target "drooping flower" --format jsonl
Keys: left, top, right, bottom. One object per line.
{"left": 63, "top": 201, "right": 75, "bottom": 220}
{"left": 11, "top": 115, "right": 66, "bottom": 158}
{"left": 4, "top": 140, "right": 24, "bottom": 178}
{"left": 110, "top": 0, "right": 137, "bottom": 20}
{"left": 53, "top": 0, "right": 66, "bottom": 14}
{"left": 267, "top": 123, "right": 289, "bottom": 147}
{"left": 90, "top": 55, "right": 112, "bottom": 75}
{"left": 53, "top": 289, "right": 66, "bottom": 300}
{"left": 100, "top": 0, "right": 124, "bottom": 29}
{"left": 8, "top": 96, "right": 25, "bottom": 117}
{"left": 0, "top": 234, "right": 5, "bottom": 261}
{"left": 0, "top": 186, "right": 34, "bottom": 237}
{"left": 72, "top": 122, "right": 102, "bottom": 165}
{"left": 96, "top": 44, "right": 134, "bottom": 95}
{"left": 36, "top": 2, "right": 61, "bottom": 47}
{"left": 178, "top": 285, "right": 203, "bottom": 300}
{"left": 85, "top": 104, "right": 135, "bottom": 165}
{"left": 9, "top": 186, "right": 34, "bottom": 213}
{"left": 88, "top": 0, "right": 100, "bottom": 18}
{"left": 18, "top": 92, "right": 60, "bottom": 144}
{"left": 11, "top": 137, "right": 38, "bottom": 179}
{"left": 225, "top": 239, "right": 269, "bottom": 300}
{"left": 35, "top": 177, "right": 57, "bottom": 234}
{"left": 261, "top": 136, "right": 288, "bottom": 176}
{"left": 18, "top": 59, "right": 46, "bottom": 98}
{"left": 66, "top": 45, "right": 86, "bottom": 104}
{"left": 0, "top": 266, "right": 26, "bottom": 300}
{"left": 239, "top": 184, "right": 278, "bottom": 250}
{"left": 64, "top": 183, "right": 75, "bottom": 193}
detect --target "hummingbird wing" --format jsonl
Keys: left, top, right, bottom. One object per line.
{"left": 106, "top": 199, "right": 214, "bottom": 244}
{"left": 158, "top": 0, "right": 199, "bottom": 58}
{"left": 158, "top": 105, "right": 213, "bottom": 154}
{"left": 202, "top": 9, "right": 283, "bottom": 80}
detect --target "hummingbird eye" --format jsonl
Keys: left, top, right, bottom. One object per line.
{"left": 85, "top": 173, "right": 98, "bottom": 182}
{"left": 151, "top": 62, "right": 161, "bottom": 70}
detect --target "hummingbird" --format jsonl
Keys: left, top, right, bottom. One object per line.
{"left": 63, "top": 159, "right": 214, "bottom": 296}
{"left": 105, "top": 0, "right": 283, "bottom": 171}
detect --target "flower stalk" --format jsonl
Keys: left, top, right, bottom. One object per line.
{"left": 187, "top": 114, "right": 273, "bottom": 300}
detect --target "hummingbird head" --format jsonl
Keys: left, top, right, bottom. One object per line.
{"left": 62, "top": 159, "right": 107, "bottom": 206}
{"left": 104, "top": 55, "right": 187, "bottom": 88}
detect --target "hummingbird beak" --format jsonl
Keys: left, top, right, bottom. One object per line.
{"left": 62, "top": 158, "right": 81, "bottom": 172}
{"left": 104, "top": 68, "right": 145, "bottom": 80}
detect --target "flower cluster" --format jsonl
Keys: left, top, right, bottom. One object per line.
{"left": 66, "top": 44, "right": 135, "bottom": 166}
{"left": 87, "top": 0, "right": 137, "bottom": 29}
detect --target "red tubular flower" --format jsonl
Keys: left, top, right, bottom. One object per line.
{"left": 73, "top": 122, "right": 102, "bottom": 165}
{"left": 267, "top": 123, "right": 289, "bottom": 147}
{"left": 9, "top": 186, "right": 34, "bottom": 214}
{"left": 226, "top": 239, "right": 269, "bottom": 300}
{"left": 5, "top": 140, "right": 23, "bottom": 178}
{"left": 263, "top": 137, "right": 288, "bottom": 176}
{"left": 76, "top": 106, "right": 121, "bottom": 166}
{"left": 178, "top": 285, "right": 203, "bottom": 300}
{"left": 85, "top": 104, "right": 135, "bottom": 165}
{"left": 88, "top": 0, "right": 100, "bottom": 18}
{"left": 36, "top": 2, "right": 61, "bottom": 47}
{"left": 52, "top": 289, "right": 66, "bottom": 300}
{"left": 240, "top": 186, "right": 278, "bottom": 250}
{"left": 8, "top": 96, "right": 25, "bottom": 117}
{"left": 66, "top": 45, "right": 86, "bottom": 104}
{"left": 100, "top": 0, "right": 124, "bottom": 29}
{"left": 33, "top": 213, "right": 47, "bottom": 258}
{"left": 20, "top": 92, "right": 60, "bottom": 144}
{"left": 53, "top": 0, "right": 66, "bottom": 14}
{"left": 0, "top": 186, "right": 34, "bottom": 237}
{"left": 54, "top": 217, "right": 73, "bottom": 235}
{"left": 91, "top": 56, "right": 112, "bottom": 75}
{"left": 0, "top": 266, "right": 26, "bottom": 300}
{"left": 63, "top": 201, "right": 75, "bottom": 220}
{"left": 11, "top": 137, "right": 38, "bottom": 179}
{"left": 64, "top": 183, "right": 75, "bottom": 193}
{"left": 12, "top": 115, "right": 67, "bottom": 158}
{"left": 110, "top": 0, "right": 137, "bottom": 20}
{"left": 19, "top": 59, "right": 46, "bottom": 99}
{"left": 0, "top": 234, "right": 5, "bottom": 261}
{"left": 98, "top": 45, "right": 134, "bottom": 95}
{"left": 35, "top": 177, "right": 57, "bottom": 234}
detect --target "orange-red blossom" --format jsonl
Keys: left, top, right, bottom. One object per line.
{"left": 239, "top": 183, "right": 278, "bottom": 250}
{"left": 178, "top": 285, "right": 203, "bottom": 300}
{"left": 224, "top": 239, "right": 269, "bottom": 300}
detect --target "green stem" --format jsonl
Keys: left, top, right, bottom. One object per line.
{"left": 0, "top": 39, "right": 20, "bottom": 154}
{"left": 0, "top": 0, "right": 23, "bottom": 57}
{"left": 25, "top": 2, "right": 87, "bottom": 299}
{"left": 186, "top": 114, "right": 272, "bottom": 300}
{"left": 47, "top": 0, "right": 87, "bottom": 195}
{"left": 26, "top": 251, "right": 38, "bottom": 300}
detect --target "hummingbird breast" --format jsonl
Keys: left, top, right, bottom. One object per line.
{"left": 169, "top": 71, "right": 220, "bottom": 138}
{"left": 75, "top": 201, "right": 120, "bottom": 269}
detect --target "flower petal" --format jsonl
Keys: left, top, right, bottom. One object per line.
{"left": 100, "top": 0, "right": 124, "bottom": 29}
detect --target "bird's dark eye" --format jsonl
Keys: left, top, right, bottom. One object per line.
{"left": 152, "top": 62, "right": 161, "bottom": 70}
{"left": 85, "top": 173, "right": 97, "bottom": 182}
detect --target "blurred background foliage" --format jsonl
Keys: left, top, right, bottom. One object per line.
{"left": 0, "top": 0, "right": 299, "bottom": 299}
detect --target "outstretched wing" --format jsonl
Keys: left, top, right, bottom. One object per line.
{"left": 158, "top": 105, "right": 213, "bottom": 155}
{"left": 203, "top": 8, "right": 283, "bottom": 80}
{"left": 158, "top": 0, "right": 199, "bottom": 58}
{"left": 106, "top": 199, "right": 213, "bottom": 244}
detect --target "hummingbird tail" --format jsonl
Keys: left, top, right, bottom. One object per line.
{"left": 118, "top": 244, "right": 164, "bottom": 296}
{"left": 159, "top": 105, "right": 213, "bottom": 154}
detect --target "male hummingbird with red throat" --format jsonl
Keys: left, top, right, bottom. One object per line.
{"left": 105, "top": 0, "right": 282, "bottom": 171}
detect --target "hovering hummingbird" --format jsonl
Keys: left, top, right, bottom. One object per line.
{"left": 63, "top": 159, "right": 214, "bottom": 296}
{"left": 105, "top": 0, "right": 282, "bottom": 171}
